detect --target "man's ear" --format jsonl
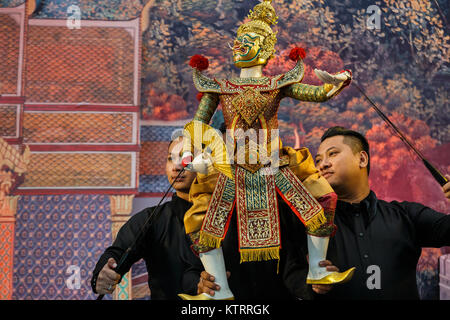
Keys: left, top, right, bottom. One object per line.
{"left": 359, "top": 151, "right": 369, "bottom": 170}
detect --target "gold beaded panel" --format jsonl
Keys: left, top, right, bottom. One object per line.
{"left": 25, "top": 26, "right": 134, "bottom": 104}
{"left": 23, "top": 112, "right": 134, "bottom": 144}
{"left": 139, "top": 141, "right": 167, "bottom": 176}
{"left": 20, "top": 153, "right": 133, "bottom": 188}
{"left": 0, "top": 105, "right": 18, "bottom": 137}
{"left": 0, "top": 13, "right": 20, "bottom": 95}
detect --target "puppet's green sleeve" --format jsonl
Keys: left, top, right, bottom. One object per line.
{"left": 183, "top": 92, "right": 220, "bottom": 155}
{"left": 193, "top": 92, "right": 220, "bottom": 123}
{"left": 282, "top": 83, "right": 336, "bottom": 103}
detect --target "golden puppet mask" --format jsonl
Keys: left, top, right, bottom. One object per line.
{"left": 232, "top": 32, "right": 265, "bottom": 68}
{"left": 232, "top": 0, "right": 278, "bottom": 69}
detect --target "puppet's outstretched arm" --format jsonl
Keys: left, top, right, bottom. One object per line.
{"left": 283, "top": 69, "right": 351, "bottom": 102}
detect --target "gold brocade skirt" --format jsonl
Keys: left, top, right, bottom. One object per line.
{"left": 184, "top": 146, "right": 336, "bottom": 260}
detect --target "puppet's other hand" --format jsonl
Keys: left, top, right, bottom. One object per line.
{"left": 314, "top": 69, "right": 351, "bottom": 85}
{"left": 315, "top": 69, "right": 352, "bottom": 97}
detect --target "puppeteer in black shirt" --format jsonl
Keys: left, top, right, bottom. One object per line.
{"left": 91, "top": 195, "right": 201, "bottom": 299}
{"left": 316, "top": 190, "right": 450, "bottom": 300}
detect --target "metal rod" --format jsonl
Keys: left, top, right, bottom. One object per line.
{"left": 353, "top": 82, "right": 448, "bottom": 186}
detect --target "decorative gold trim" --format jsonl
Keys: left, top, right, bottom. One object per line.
{"left": 304, "top": 209, "right": 327, "bottom": 232}
{"left": 0, "top": 195, "right": 20, "bottom": 218}
{"left": 141, "top": 0, "right": 157, "bottom": 33}
{"left": 193, "top": 59, "right": 304, "bottom": 94}
{"left": 26, "top": 0, "right": 37, "bottom": 16}
{"left": 240, "top": 247, "right": 280, "bottom": 263}
{"left": 178, "top": 293, "right": 235, "bottom": 300}
{"left": 109, "top": 195, "right": 135, "bottom": 216}
{"left": 0, "top": 138, "right": 30, "bottom": 175}
{"left": 199, "top": 231, "right": 222, "bottom": 249}
{"left": 307, "top": 267, "right": 356, "bottom": 285}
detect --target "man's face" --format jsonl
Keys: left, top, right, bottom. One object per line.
{"left": 232, "top": 32, "right": 264, "bottom": 68}
{"left": 166, "top": 138, "right": 196, "bottom": 193}
{"left": 315, "top": 136, "right": 365, "bottom": 192}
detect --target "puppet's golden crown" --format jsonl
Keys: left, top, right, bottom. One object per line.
{"left": 238, "top": 0, "right": 278, "bottom": 37}
{"left": 248, "top": 0, "right": 278, "bottom": 26}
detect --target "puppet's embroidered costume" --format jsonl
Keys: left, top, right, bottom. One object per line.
{"left": 179, "top": 0, "right": 354, "bottom": 300}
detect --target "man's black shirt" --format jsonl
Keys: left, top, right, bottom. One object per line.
{"left": 91, "top": 195, "right": 201, "bottom": 299}
{"left": 317, "top": 191, "right": 450, "bottom": 300}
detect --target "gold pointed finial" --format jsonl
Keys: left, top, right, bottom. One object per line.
{"left": 141, "top": 0, "right": 157, "bottom": 33}
{"left": 248, "top": 0, "right": 278, "bottom": 26}
{"left": 26, "top": 0, "right": 37, "bottom": 16}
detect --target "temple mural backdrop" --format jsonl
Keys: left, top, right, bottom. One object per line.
{"left": 0, "top": 0, "right": 448, "bottom": 300}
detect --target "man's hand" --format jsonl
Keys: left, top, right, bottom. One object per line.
{"left": 311, "top": 260, "right": 339, "bottom": 295}
{"left": 96, "top": 258, "right": 121, "bottom": 295}
{"left": 197, "top": 271, "right": 231, "bottom": 296}
{"left": 443, "top": 175, "right": 450, "bottom": 200}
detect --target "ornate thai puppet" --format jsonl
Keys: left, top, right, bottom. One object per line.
{"left": 179, "top": 0, "right": 354, "bottom": 300}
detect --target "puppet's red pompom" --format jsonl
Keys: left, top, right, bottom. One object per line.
{"left": 289, "top": 47, "right": 306, "bottom": 61}
{"left": 189, "top": 55, "right": 209, "bottom": 71}
{"left": 196, "top": 92, "right": 204, "bottom": 101}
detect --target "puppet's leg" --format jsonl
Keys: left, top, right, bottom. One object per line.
{"left": 198, "top": 247, "right": 233, "bottom": 300}
{"left": 199, "top": 248, "right": 230, "bottom": 298}
{"left": 305, "top": 192, "right": 354, "bottom": 284}
{"left": 284, "top": 147, "right": 355, "bottom": 285}
{"left": 178, "top": 173, "right": 234, "bottom": 300}
{"left": 179, "top": 237, "right": 234, "bottom": 300}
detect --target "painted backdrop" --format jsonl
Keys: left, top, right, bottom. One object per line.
{"left": 0, "top": 0, "right": 448, "bottom": 300}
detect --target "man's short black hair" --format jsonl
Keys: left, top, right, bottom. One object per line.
{"left": 320, "top": 126, "right": 371, "bottom": 174}
{"left": 168, "top": 128, "right": 184, "bottom": 151}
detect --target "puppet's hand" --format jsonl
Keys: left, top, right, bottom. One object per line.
{"left": 314, "top": 69, "right": 352, "bottom": 97}
{"left": 314, "top": 69, "right": 351, "bottom": 85}
{"left": 184, "top": 153, "right": 212, "bottom": 174}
